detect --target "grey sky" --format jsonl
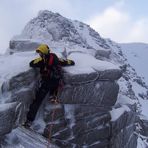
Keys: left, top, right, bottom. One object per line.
{"left": 0, "top": 0, "right": 148, "bottom": 53}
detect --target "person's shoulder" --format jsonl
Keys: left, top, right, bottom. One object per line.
{"left": 50, "top": 52, "right": 57, "bottom": 56}
{"left": 50, "top": 53, "right": 58, "bottom": 59}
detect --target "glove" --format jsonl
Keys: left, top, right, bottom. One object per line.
{"left": 67, "top": 59, "right": 75, "bottom": 65}
{"left": 33, "top": 57, "right": 42, "bottom": 64}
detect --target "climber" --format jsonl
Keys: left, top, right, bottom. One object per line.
{"left": 24, "top": 44, "right": 75, "bottom": 127}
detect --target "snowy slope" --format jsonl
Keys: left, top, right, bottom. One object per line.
{"left": 12, "top": 10, "right": 110, "bottom": 52}
{"left": 120, "top": 43, "right": 148, "bottom": 125}
{"left": 0, "top": 52, "right": 35, "bottom": 89}
{"left": 107, "top": 41, "right": 148, "bottom": 148}
{"left": 120, "top": 43, "right": 148, "bottom": 84}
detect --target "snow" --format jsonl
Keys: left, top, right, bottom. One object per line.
{"left": 0, "top": 49, "right": 119, "bottom": 90}
{"left": 120, "top": 43, "right": 148, "bottom": 115}
{"left": 64, "top": 105, "right": 76, "bottom": 129}
{"left": 132, "top": 81, "right": 147, "bottom": 98}
{"left": 0, "top": 46, "right": 121, "bottom": 111}
{"left": 0, "top": 51, "right": 36, "bottom": 89}
{"left": 139, "top": 98, "right": 148, "bottom": 118}
{"left": 73, "top": 21, "right": 99, "bottom": 49}
{"left": 110, "top": 105, "right": 131, "bottom": 121}
{"left": 3, "top": 127, "right": 55, "bottom": 148}
{"left": 119, "top": 43, "right": 148, "bottom": 147}
{"left": 120, "top": 43, "right": 148, "bottom": 84}
{"left": 0, "top": 102, "right": 16, "bottom": 111}
{"left": 115, "top": 94, "right": 136, "bottom": 105}
{"left": 137, "top": 136, "right": 148, "bottom": 148}
{"left": 64, "top": 52, "right": 119, "bottom": 74}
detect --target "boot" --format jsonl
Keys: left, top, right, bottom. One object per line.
{"left": 49, "top": 95, "right": 60, "bottom": 104}
{"left": 22, "top": 120, "right": 32, "bottom": 128}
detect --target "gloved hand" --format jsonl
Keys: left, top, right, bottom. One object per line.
{"left": 67, "top": 59, "right": 75, "bottom": 65}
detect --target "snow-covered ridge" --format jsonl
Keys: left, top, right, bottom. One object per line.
{"left": 13, "top": 10, "right": 110, "bottom": 50}
{"left": 0, "top": 10, "right": 148, "bottom": 147}
{"left": 0, "top": 52, "right": 35, "bottom": 89}
{"left": 120, "top": 43, "right": 148, "bottom": 84}
{"left": 107, "top": 39, "right": 148, "bottom": 101}
{"left": 0, "top": 49, "right": 120, "bottom": 96}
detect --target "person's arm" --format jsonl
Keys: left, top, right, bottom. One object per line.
{"left": 29, "top": 57, "right": 44, "bottom": 68}
{"left": 59, "top": 58, "right": 75, "bottom": 66}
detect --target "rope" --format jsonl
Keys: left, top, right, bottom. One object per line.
{"left": 47, "top": 81, "right": 63, "bottom": 148}
{"left": 47, "top": 98, "right": 59, "bottom": 148}
{"left": 69, "top": 71, "right": 111, "bottom": 86}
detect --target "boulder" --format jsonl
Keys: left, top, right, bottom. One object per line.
{"left": 43, "top": 104, "right": 111, "bottom": 147}
{"left": 9, "top": 39, "right": 40, "bottom": 52}
{"left": 0, "top": 102, "right": 20, "bottom": 137}
{"left": 139, "top": 117, "right": 148, "bottom": 137}
{"left": 110, "top": 105, "right": 138, "bottom": 148}
{"left": 59, "top": 80, "right": 119, "bottom": 107}
{"left": 95, "top": 48, "right": 111, "bottom": 59}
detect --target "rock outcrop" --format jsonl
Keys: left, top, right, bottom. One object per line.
{"left": 0, "top": 10, "right": 140, "bottom": 148}
{"left": 0, "top": 62, "right": 137, "bottom": 147}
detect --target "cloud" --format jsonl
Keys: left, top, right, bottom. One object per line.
{"left": 0, "top": 0, "right": 148, "bottom": 54}
{"left": 87, "top": 5, "right": 148, "bottom": 43}
{"left": 128, "top": 19, "right": 148, "bottom": 43}
{"left": 0, "top": 0, "right": 74, "bottom": 53}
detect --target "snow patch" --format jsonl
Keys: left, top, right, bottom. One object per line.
{"left": 110, "top": 105, "right": 131, "bottom": 121}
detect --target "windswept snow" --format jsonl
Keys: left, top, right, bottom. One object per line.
{"left": 0, "top": 49, "right": 119, "bottom": 89}
{"left": 65, "top": 52, "right": 119, "bottom": 74}
{"left": 139, "top": 98, "right": 148, "bottom": 117}
{"left": 110, "top": 105, "right": 130, "bottom": 121}
{"left": 120, "top": 43, "right": 148, "bottom": 84}
{"left": 137, "top": 136, "right": 148, "bottom": 148}
{"left": 0, "top": 51, "right": 36, "bottom": 88}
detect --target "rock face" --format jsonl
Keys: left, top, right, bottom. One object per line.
{"left": 18, "top": 10, "right": 110, "bottom": 49}
{"left": 9, "top": 39, "right": 40, "bottom": 53}
{"left": 0, "top": 69, "right": 117, "bottom": 147}
{"left": 0, "top": 66, "right": 137, "bottom": 147}
{"left": 139, "top": 116, "right": 148, "bottom": 137}
{"left": 9, "top": 10, "right": 110, "bottom": 55}
{"left": 0, "top": 10, "right": 139, "bottom": 147}
{"left": 110, "top": 105, "right": 138, "bottom": 148}
{"left": 60, "top": 71, "right": 120, "bottom": 106}
{"left": 43, "top": 104, "right": 111, "bottom": 148}
{"left": 1, "top": 126, "right": 57, "bottom": 148}
{"left": 0, "top": 102, "right": 19, "bottom": 138}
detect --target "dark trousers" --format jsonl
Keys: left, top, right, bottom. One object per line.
{"left": 27, "top": 79, "right": 59, "bottom": 122}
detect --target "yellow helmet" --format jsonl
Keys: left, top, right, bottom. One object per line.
{"left": 36, "top": 44, "right": 50, "bottom": 55}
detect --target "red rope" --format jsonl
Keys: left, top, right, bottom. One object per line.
{"left": 47, "top": 99, "right": 59, "bottom": 148}
{"left": 47, "top": 79, "right": 64, "bottom": 147}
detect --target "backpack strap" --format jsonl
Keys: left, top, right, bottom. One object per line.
{"left": 48, "top": 54, "right": 54, "bottom": 66}
{"left": 45, "top": 54, "right": 54, "bottom": 76}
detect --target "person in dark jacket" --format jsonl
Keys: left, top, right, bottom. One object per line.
{"left": 25, "top": 44, "right": 75, "bottom": 126}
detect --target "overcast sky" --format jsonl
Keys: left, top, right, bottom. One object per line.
{"left": 0, "top": 0, "right": 148, "bottom": 53}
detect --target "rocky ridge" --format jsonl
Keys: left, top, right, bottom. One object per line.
{"left": 0, "top": 10, "right": 147, "bottom": 147}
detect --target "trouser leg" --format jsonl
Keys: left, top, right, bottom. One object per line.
{"left": 50, "top": 86, "right": 58, "bottom": 96}
{"left": 27, "top": 81, "right": 49, "bottom": 122}
{"left": 49, "top": 79, "right": 60, "bottom": 98}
